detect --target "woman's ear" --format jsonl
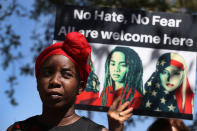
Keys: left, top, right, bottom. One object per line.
{"left": 78, "top": 81, "right": 85, "bottom": 95}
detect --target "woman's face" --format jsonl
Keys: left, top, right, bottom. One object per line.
{"left": 160, "top": 65, "right": 184, "bottom": 92}
{"left": 109, "top": 51, "right": 128, "bottom": 83}
{"left": 37, "top": 55, "right": 81, "bottom": 108}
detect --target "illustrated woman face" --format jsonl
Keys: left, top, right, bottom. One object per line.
{"left": 109, "top": 51, "right": 128, "bottom": 83}
{"left": 160, "top": 65, "right": 184, "bottom": 92}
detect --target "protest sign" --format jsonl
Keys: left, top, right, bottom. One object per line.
{"left": 54, "top": 5, "right": 196, "bottom": 120}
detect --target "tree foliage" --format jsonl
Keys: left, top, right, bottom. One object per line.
{"left": 0, "top": 0, "right": 26, "bottom": 106}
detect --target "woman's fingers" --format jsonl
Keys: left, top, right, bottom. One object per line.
{"left": 107, "top": 97, "right": 134, "bottom": 131}
{"left": 118, "top": 113, "right": 132, "bottom": 124}
{"left": 118, "top": 107, "right": 133, "bottom": 123}
{"left": 117, "top": 101, "right": 130, "bottom": 111}
{"left": 119, "top": 107, "right": 133, "bottom": 116}
{"left": 109, "top": 96, "right": 121, "bottom": 111}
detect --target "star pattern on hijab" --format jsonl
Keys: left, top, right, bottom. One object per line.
{"left": 160, "top": 60, "right": 166, "bottom": 66}
{"left": 143, "top": 78, "right": 179, "bottom": 113}
{"left": 151, "top": 90, "right": 157, "bottom": 96}
{"left": 155, "top": 83, "right": 160, "bottom": 89}
{"left": 155, "top": 107, "right": 161, "bottom": 112}
{"left": 160, "top": 97, "right": 166, "bottom": 104}
{"left": 146, "top": 100, "right": 152, "bottom": 108}
{"left": 168, "top": 104, "right": 176, "bottom": 112}
{"left": 164, "top": 90, "right": 169, "bottom": 95}
{"left": 147, "top": 81, "right": 152, "bottom": 86}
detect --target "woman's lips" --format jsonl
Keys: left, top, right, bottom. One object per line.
{"left": 166, "top": 83, "right": 174, "bottom": 87}
{"left": 48, "top": 92, "right": 63, "bottom": 99}
{"left": 112, "top": 74, "right": 120, "bottom": 78}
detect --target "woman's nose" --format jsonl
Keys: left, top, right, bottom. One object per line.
{"left": 167, "top": 73, "right": 170, "bottom": 81}
{"left": 115, "top": 65, "right": 120, "bottom": 72}
{"left": 49, "top": 73, "right": 61, "bottom": 88}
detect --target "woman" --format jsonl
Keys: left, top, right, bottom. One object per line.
{"left": 7, "top": 32, "right": 133, "bottom": 131}
{"left": 101, "top": 46, "right": 143, "bottom": 109}
{"left": 143, "top": 52, "right": 194, "bottom": 114}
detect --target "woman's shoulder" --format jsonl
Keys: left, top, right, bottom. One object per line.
{"left": 50, "top": 117, "right": 106, "bottom": 131}
{"left": 6, "top": 115, "right": 39, "bottom": 131}
{"left": 6, "top": 124, "right": 14, "bottom": 131}
{"left": 79, "top": 117, "right": 105, "bottom": 131}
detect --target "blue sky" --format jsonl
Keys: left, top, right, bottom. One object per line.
{"left": 0, "top": 0, "right": 196, "bottom": 131}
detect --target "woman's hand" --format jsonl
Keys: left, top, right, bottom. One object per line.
{"left": 107, "top": 97, "right": 133, "bottom": 131}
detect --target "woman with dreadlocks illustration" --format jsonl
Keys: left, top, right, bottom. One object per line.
{"left": 101, "top": 46, "right": 143, "bottom": 109}
{"left": 143, "top": 53, "right": 194, "bottom": 115}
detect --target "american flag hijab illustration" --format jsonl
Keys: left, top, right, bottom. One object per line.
{"left": 143, "top": 53, "right": 194, "bottom": 115}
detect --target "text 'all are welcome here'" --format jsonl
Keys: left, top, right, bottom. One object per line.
{"left": 57, "top": 9, "right": 194, "bottom": 47}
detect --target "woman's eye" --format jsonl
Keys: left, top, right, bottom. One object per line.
{"left": 110, "top": 62, "right": 115, "bottom": 66}
{"left": 62, "top": 71, "right": 72, "bottom": 78}
{"left": 173, "top": 71, "right": 181, "bottom": 75}
{"left": 120, "top": 63, "right": 127, "bottom": 67}
{"left": 42, "top": 69, "right": 53, "bottom": 76}
{"left": 161, "top": 70, "right": 168, "bottom": 75}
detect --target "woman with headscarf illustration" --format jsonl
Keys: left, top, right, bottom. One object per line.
{"left": 75, "top": 64, "right": 101, "bottom": 105}
{"left": 101, "top": 46, "right": 143, "bottom": 109}
{"left": 143, "top": 52, "right": 194, "bottom": 114}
